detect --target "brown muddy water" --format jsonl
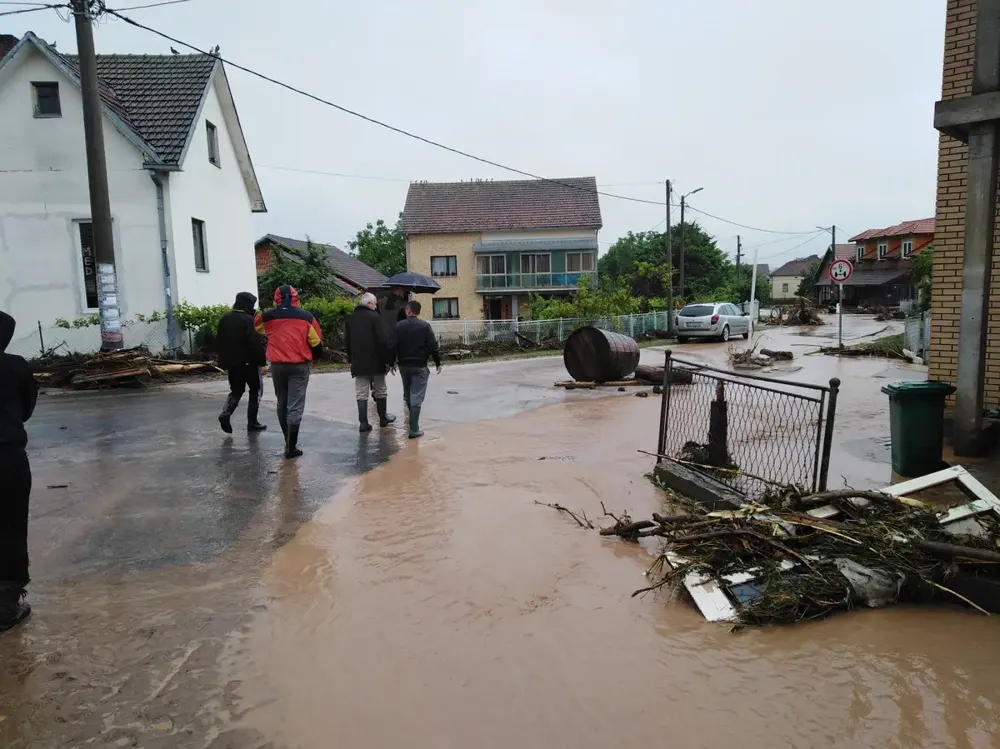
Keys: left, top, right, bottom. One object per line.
{"left": 219, "top": 396, "right": 1000, "bottom": 749}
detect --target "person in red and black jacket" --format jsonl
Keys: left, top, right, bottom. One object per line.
{"left": 254, "top": 285, "right": 322, "bottom": 459}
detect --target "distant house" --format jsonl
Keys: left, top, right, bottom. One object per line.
{"left": 755, "top": 263, "right": 770, "bottom": 280}
{"left": 0, "top": 32, "right": 265, "bottom": 351}
{"left": 814, "top": 219, "right": 934, "bottom": 308}
{"left": 770, "top": 256, "right": 821, "bottom": 301}
{"left": 402, "top": 177, "right": 602, "bottom": 320}
{"left": 254, "top": 234, "right": 387, "bottom": 296}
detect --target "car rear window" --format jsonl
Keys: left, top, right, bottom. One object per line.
{"left": 679, "top": 304, "right": 715, "bottom": 317}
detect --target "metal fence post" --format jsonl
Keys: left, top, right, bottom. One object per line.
{"left": 37, "top": 321, "right": 45, "bottom": 357}
{"left": 657, "top": 349, "right": 673, "bottom": 457}
{"left": 558, "top": 318, "right": 564, "bottom": 341}
{"left": 818, "top": 377, "right": 840, "bottom": 491}
{"left": 463, "top": 320, "right": 469, "bottom": 345}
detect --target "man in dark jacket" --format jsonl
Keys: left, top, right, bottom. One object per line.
{"left": 254, "top": 285, "right": 324, "bottom": 459}
{"left": 216, "top": 291, "right": 267, "bottom": 434}
{"left": 345, "top": 292, "right": 395, "bottom": 432}
{"left": 392, "top": 300, "right": 441, "bottom": 438}
{"left": 0, "top": 311, "right": 38, "bottom": 631}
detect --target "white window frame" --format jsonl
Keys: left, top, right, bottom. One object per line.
{"left": 856, "top": 244, "right": 864, "bottom": 261}
{"left": 877, "top": 241, "right": 888, "bottom": 259}
{"left": 32, "top": 81, "right": 61, "bottom": 117}
{"left": 206, "top": 121, "right": 220, "bottom": 167}
{"left": 566, "top": 251, "right": 596, "bottom": 273}
{"left": 73, "top": 218, "right": 102, "bottom": 312}
{"left": 432, "top": 297, "right": 460, "bottom": 320}
{"left": 902, "top": 239, "right": 913, "bottom": 258}
{"left": 430, "top": 255, "right": 458, "bottom": 277}
{"left": 192, "top": 218, "right": 209, "bottom": 272}
{"left": 520, "top": 252, "right": 551, "bottom": 275}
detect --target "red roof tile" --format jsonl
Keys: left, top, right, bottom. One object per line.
{"left": 849, "top": 218, "right": 934, "bottom": 243}
{"left": 402, "top": 177, "right": 603, "bottom": 234}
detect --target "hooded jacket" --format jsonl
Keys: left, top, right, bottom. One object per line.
{"left": 254, "top": 285, "right": 323, "bottom": 364}
{"left": 0, "top": 311, "right": 38, "bottom": 451}
{"left": 216, "top": 292, "right": 266, "bottom": 370}
{"left": 344, "top": 304, "right": 391, "bottom": 377}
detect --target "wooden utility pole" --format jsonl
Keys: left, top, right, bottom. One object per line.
{"left": 665, "top": 179, "right": 674, "bottom": 335}
{"left": 735, "top": 235, "right": 742, "bottom": 273}
{"left": 73, "top": 0, "right": 122, "bottom": 350}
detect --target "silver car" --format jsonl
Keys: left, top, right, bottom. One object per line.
{"left": 675, "top": 302, "right": 751, "bottom": 343}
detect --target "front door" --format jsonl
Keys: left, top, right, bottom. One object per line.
{"left": 487, "top": 298, "right": 503, "bottom": 320}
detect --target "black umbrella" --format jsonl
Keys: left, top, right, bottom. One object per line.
{"left": 383, "top": 271, "right": 441, "bottom": 294}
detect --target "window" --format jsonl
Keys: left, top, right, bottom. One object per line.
{"left": 77, "top": 221, "right": 98, "bottom": 309}
{"left": 206, "top": 121, "right": 220, "bottom": 166}
{"left": 520, "top": 253, "right": 551, "bottom": 274}
{"left": 877, "top": 241, "right": 888, "bottom": 259}
{"left": 32, "top": 82, "right": 61, "bottom": 117}
{"left": 566, "top": 252, "right": 595, "bottom": 272}
{"left": 782, "top": 282, "right": 789, "bottom": 293}
{"left": 476, "top": 255, "right": 506, "bottom": 275}
{"left": 856, "top": 244, "right": 864, "bottom": 261}
{"left": 192, "top": 218, "right": 208, "bottom": 271}
{"left": 432, "top": 297, "right": 459, "bottom": 320}
{"left": 430, "top": 255, "right": 458, "bottom": 276}
{"left": 902, "top": 239, "right": 913, "bottom": 258}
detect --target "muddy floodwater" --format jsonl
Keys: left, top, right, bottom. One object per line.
{"left": 3, "top": 318, "right": 1000, "bottom": 748}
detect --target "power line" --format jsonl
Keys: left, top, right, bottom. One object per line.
{"left": 256, "top": 164, "right": 412, "bottom": 182}
{"left": 0, "top": 3, "right": 63, "bottom": 16}
{"left": 101, "top": 6, "right": 824, "bottom": 239}
{"left": 757, "top": 231, "right": 828, "bottom": 262}
{"left": 684, "top": 203, "right": 816, "bottom": 235}
{"left": 109, "top": 0, "right": 191, "bottom": 9}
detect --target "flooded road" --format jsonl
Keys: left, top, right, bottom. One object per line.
{"left": 3, "top": 316, "right": 999, "bottom": 747}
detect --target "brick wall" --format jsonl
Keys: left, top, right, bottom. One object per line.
{"left": 255, "top": 242, "right": 275, "bottom": 274}
{"left": 929, "top": 0, "right": 1000, "bottom": 404}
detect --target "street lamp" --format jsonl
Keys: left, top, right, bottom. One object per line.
{"left": 678, "top": 187, "right": 704, "bottom": 299}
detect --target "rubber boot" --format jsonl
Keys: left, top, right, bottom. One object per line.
{"left": 358, "top": 401, "right": 372, "bottom": 433}
{"left": 285, "top": 424, "right": 303, "bottom": 459}
{"left": 376, "top": 398, "right": 396, "bottom": 428}
{"left": 247, "top": 399, "right": 266, "bottom": 432}
{"left": 0, "top": 586, "right": 31, "bottom": 633}
{"left": 278, "top": 411, "right": 288, "bottom": 440}
{"left": 218, "top": 412, "right": 233, "bottom": 434}
{"left": 408, "top": 407, "right": 423, "bottom": 439}
{"left": 248, "top": 422, "right": 267, "bottom": 432}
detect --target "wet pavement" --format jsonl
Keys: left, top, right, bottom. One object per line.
{"left": 6, "top": 315, "right": 1000, "bottom": 748}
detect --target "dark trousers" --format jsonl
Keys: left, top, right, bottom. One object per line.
{"left": 271, "top": 362, "right": 311, "bottom": 433}
{"left": 0, "top": 449, "right": 31, "bottom": 588}
{"left": 400, "top": 366, "right": 430, "bottom": 408}
{"left": 221, "top": 363, "right": 261, "bottom": 425}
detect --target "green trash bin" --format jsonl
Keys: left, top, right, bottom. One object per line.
{"left": 880, "top": 380, "right": 956, "bottom": 477}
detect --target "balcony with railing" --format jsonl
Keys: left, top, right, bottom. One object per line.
{"left": 475, "top": 271, "right": 597, "bottom": 292}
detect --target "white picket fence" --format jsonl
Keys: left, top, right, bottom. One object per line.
{"left": 427, "top": 311, "right": 674, "bottom": 345}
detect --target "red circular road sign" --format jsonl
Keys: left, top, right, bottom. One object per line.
{"left": 829, "top": 259, "right": 854, "bottom": 283}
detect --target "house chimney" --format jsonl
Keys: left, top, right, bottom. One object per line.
{"left": 0, "top": 34, "right": 18, "bottom": 60}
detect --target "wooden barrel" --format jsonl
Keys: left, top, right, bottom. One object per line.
{"left": 563, "top": 327, "right": 640, "bottom": 382}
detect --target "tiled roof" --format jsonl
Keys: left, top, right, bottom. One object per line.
{"left": 771, "top": 255, "right": 821, "bottom": 278}
{"left": 849, "top": 218, "right": 934, "bottom": 243}
{"left": 61, "top": 53, "right": 217, "bottom": 164}
{"left": 259, "top": 235, "right": 388, "bottom": 291}
{"left": 756, "top": 263, "right": 770, "bottom": 278}
{"left": 834, "top": 243, "right": 855, "bottom": 260}
{"left": 815, "top": 267, "right": 909, "bottom": 287}
{"left": 402, "top": 177, "right": 603, "bottom": 234}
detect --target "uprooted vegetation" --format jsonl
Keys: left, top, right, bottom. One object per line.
{"left": 538, "top": 478, "right": 1000, "bottom": 630}
{"left": 767, "top": 297, "right": 824, "bottom": 326}
{"left": 820, "top": 333, "right": 911, "bottom": 360}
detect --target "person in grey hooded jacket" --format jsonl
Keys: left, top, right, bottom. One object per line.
{"left": 0, "top": 311, "right": 37, "bottom": 631}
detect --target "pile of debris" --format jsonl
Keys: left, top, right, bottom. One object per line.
{"left": 32, "top": 347, "right": 219, "bottom": 389}
{"left": 728, "top": 341, "right": 794, "bottom": 369}
{"left": 768, "top": 297, "right": 824, "bottom": 326}
{"left": 820, "top": 333, "right": 920, "bottom": 363}
{"left": 540, "top": 470, "right": 1000, "bottom": 629}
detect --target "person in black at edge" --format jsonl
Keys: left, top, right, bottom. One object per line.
{"left": 0, "top": 311, "right": 38, "bottom": 631}
{"left": 216, "top": 292, "right": 268, "bottom": 434}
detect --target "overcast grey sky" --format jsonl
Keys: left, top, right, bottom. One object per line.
{"left": 9, "top": 0, "right": 944, "bottom": 267}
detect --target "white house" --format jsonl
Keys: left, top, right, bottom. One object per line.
{"left": 0, "top": 32, "right": 265, "bottom": 355}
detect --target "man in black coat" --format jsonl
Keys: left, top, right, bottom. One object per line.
{"left": 392, "top": 300, "right": 441, "bottom": 439}
{"left": 345, "top": 292, "right": 396, "bottom": 432}
{"left": 216, "top": 291, "right": 267, "bottom": 434}
{"left": 0, "top": 311, "right": 37, "bottom": 631}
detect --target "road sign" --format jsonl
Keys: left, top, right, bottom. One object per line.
{"left": 830, "top": 259, "right": 853, "bottom": 283}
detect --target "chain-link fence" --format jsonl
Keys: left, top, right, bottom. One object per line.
{"left": 656, "top": 351, "right": 840, "bottom": 499}
{"left": 904, "top": 312, "right": 931, "bottom": 364}
{"left": 428, "top": 311, "right": 673, "bottom": 346}
{"left": 7, "top": 319, "right": 189, "bottom": 360}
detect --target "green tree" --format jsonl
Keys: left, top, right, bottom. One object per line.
{"left": 527, "top": 275, "right": 640, "bottom": 320}
{"left": 258, "top": 239, "right": 344, "bottom": 303}
{"left": 348, "top": 213, "right": 406, "bottom": 276}
{"left": 912, "top": 245, "right": 933, "bottom": 312}
{"left": 796, "top": 261, "right": 820, "bottom": 298}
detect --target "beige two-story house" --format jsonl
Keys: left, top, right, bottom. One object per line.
{"left": 402, "top": 177, "right": 603, "bottom": 321}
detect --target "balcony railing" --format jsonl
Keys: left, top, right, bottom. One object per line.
{"left": 475, "top": 271, "right": 597, "bottom": 291}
